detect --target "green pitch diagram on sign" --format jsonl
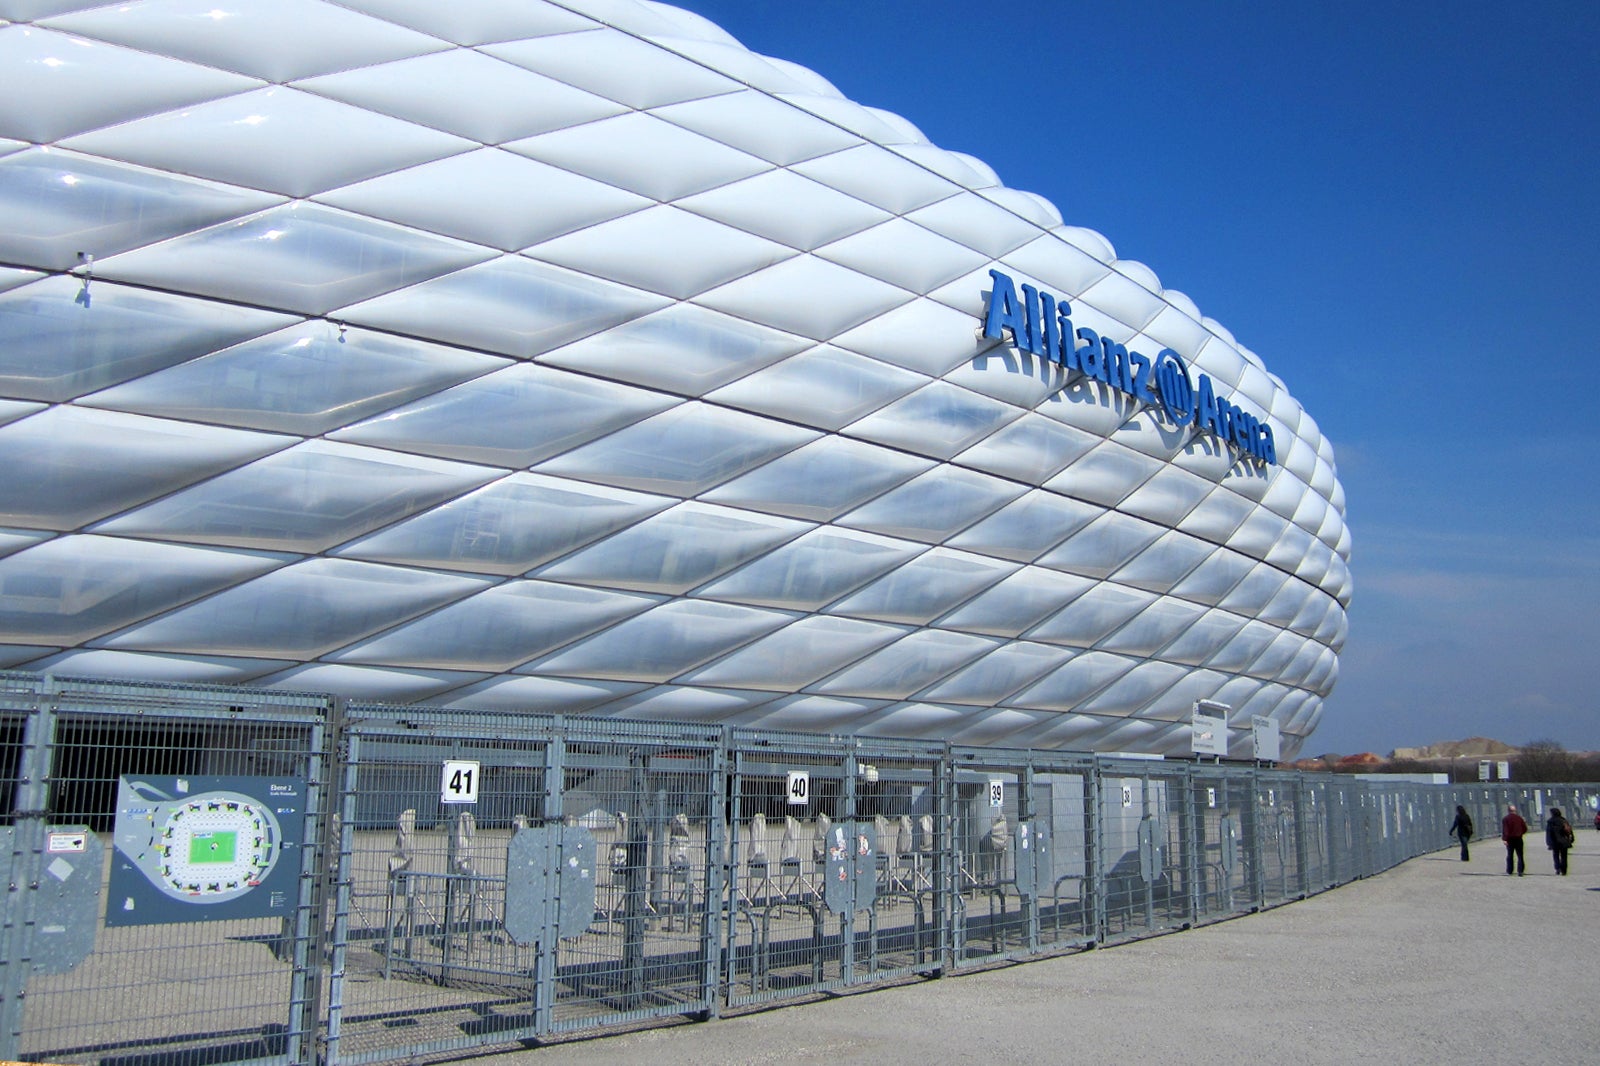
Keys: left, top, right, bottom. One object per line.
{"left": 107, "top": 775, "right": 305, "bottom": 926}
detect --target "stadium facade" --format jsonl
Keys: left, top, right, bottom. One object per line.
{"left": 0, "top": 0, "right": 1348, "bottom": 759}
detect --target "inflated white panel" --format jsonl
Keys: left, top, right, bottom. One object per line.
{"left": 655, "top": 90, "right": 862, "bottom": 165}
{"left": 45, "top": 0, "right": 445, "bottom": 83}
{"left": 0, "top": 25, "right": 262, "bottom": 144}
{"left": 297, "top": 50, "right": 629, "bottom": 144}
{"left": 316, "top": 148, "right": 650, "bottom": 251}
{"left": 336, "top": 0, "right": 596, "bottom": 47}
{"left": 678, "top": 169, "right": 889, "bottom": 251}
{"left": 506, "top": 111, "right": 769, "bottom": 201}
{"left": 485, "top": 29, "right": 740, "bottom": 110}
{"left": 528, "top": 205, "right": 794, "bottom": 299}
{"left": 62, "top": 87, "right": 475, "bottom": 199}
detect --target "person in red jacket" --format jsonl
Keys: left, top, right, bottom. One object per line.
{"left": 1501, "top": 804, "right": 1528, "bottom": 876}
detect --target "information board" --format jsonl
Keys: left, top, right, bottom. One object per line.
{"left": 106, "top": 775, "right": 304, "bottom": 927}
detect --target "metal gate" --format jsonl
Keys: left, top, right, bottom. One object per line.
{"left": 0, "top": 677, "right": 328, "bottom": 1066}
{"left": 723, "top": 733, "right": 945, "bottom": 1006}
{"left": 1096, "top": 758, "right": 1191, "bottom": 943}
{"left": 325, "top": 709, "right": 723, "bottom": 1064}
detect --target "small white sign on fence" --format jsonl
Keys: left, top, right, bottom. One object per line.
{"left": 440, "top": 760, "right": 480, "bottom": 805}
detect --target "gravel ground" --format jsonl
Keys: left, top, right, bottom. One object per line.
{"left": 468, "top": 831, "right": 1599, "bottom": 1066}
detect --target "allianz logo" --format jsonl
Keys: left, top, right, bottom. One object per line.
{"left": 980, "top": 269, "right": 1276, "bottom": 466}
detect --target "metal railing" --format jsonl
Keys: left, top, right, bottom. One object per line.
{"left": 0, "top": 673, "right": 1590, "bottom": 1065}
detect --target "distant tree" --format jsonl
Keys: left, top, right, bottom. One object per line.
{"left": 1575, "top": 751, "right": 1600, "bottom": 782}
{"left": 1512, "top": 739, "right": 1581, "bottom": 783}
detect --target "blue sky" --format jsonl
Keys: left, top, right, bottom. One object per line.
{"left": 674, "top": 1, "right": 1600, "bottom": 754}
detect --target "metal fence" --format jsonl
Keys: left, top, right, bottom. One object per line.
{"left": 0, "top": 673, "right": 1592, "bottom": 1066}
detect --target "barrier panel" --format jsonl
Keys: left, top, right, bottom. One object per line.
{"left": 0, "top": 673, "right": 1593, "bottom": 1065}
{"left": 1096, "top": 758, "right": 1191, "bottom": 944}
{"left": 323, "top": 709, "right": 724, "bottom": 1065}
{"left": 1187, "top": 766, "right": 1255, "bottom": 923}
{"left": 1027, "top": 757, "right": 1096, "bottom": 955}
{"left": 0, "top": 677, "right": 329, "bottom": 1066}
{"left": 1254, "top": 770, "right": 1305, "bottom": 906}
{"left": 723, "top": 734, "right": 946, "bottom": 1006}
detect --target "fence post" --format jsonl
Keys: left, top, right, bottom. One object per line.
{"left": 286, "top": 696, "right": 339, "bottom": 1065}
{"left": 533, "top": 724, "right": 566, "bottom": 1034}
{"left": 1086, "top": 758, "right": 1104, "bottom": 945}
{"left": 699, "top": 731, "right": 728, "bottom": 1020}
{"left": 1020, "top": 761, "right": 1039, "bottom": 953}
{"left": 0, "top": 677, "right": 54, "bottom": 1061}
{"left": 934, "top": 748, "right": 952, "bottom": 975}
{"left": 840, "top": 749, "right": 858, "bottom": 984}
{"left": 322, "top": 710, "right": 361, "bottom": 1066}
{"left": 1293, "top": 778, "right": 1311, "bottom": 897}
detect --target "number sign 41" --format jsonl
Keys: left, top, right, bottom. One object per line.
{"left": 441, "top": 760, "right": 480, "bottom": 804}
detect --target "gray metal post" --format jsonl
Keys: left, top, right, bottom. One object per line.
{"left": 723, "top": 748, "right": 744, "bottom": 997}
{"left": 289, "top": 699, "right": 340, "bottom": 1065}
{"left": 1293, "top": 779, "right": 1310, "bottom": 897}
{"left": 933, "top": 751, "right": 951, "bottom": 975}
{"left": 840, "top": 750, "right": 858, "bottom": 984}
{"left": 1138, "top": 775, "right": 1156, "bottom": 930}
{"left": 1086, "top": 759, "right": 1104, "bottom": 945}
{"left": 699, "top": 734, "right": 727, "bottom": 1019}
{"left": 0, "top": 679, "right": 55, "bottom": 1061}
{"left": 322, "top": 718, "right": 362, "bottom": 1066}
{"left": 1020, "top": 762, "right": 1038, "bottom": 952}
{"left": 533, "top": 726, "right": 565, "bottom": 1034}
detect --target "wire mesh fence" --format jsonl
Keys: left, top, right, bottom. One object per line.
{"left": 0, "top": 672, "right": 1593, "bottom": 1066}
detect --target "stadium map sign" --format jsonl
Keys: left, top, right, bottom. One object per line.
{"left": 106, "top": 775, "right": 305, "bottom": 927}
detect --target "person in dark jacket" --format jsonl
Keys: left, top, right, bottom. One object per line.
{"left": 1449, "top": 804, "right": 1473, "bottom": 861}
{"left": 1545, "top": 807, "right": 1574, "bottom": 876}
{"left": 1501, "top": 804, "right": 1528, "bottom": 876}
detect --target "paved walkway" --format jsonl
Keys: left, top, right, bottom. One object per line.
{"left": 477, "top": 830, "right": 1599, "bottom": 1066}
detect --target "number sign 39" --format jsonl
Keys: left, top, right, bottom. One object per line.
{"left": 441, "top": 760, "right": 480, "bottom": 805}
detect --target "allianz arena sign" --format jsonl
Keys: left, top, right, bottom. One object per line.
{"left": 981, "top": 269, "right": 1278, "bottom": 466}
{"left": 0, "top": 0, "right": 1348, "bottom": 759}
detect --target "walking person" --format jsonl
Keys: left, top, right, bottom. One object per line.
{"left": 1502, "top": 803, "right": 1528, "bottom": 876}
{"left": 1449, "top": 804, "right": 1473, "bottom": 861}
{"left": 1546, "top": 807, "right": 1574, "bottom": 875}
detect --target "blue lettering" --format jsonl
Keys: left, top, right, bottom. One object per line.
{"left": 1077, "top": 327, "right": 1107, "bottom": 382}
{"left": 1195, "top": 374, "right": 1219, "bottom": 435}
{"left": 1243, "top": 412, "right": 1262, "bottom": 457}
{"left": 1234, "top": 409, "right": 1256, "bottom": 456}
{"left": 1130, "top": 352, "right": 1156, "bottom": 404}
{"left": 1102, "top": 337, "right": 1133, "bottom": 393}
{"left": 1020, "top": 283, "right": 1043, "bottom": 354}
{"left": 1054, "top": 303, "right": 1080, "bottom": 370}
{"left": 1039, "top": 290, "right": 1058, "bottom": 362}
{"left": 983, "top": 269, "right": 1025, "bottom": 345}
{"left": 980, "top": 272, "right": 1273, "bottom": 463}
